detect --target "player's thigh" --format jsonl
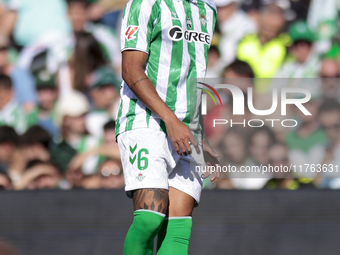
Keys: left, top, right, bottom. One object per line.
{"left": 168, "top": 143, "right": 205, "bottom": 217}
{"left": 132, "top": 188, "right": 169, "bottom": 214}
{"left": 168, "top": 187, "right": 195, "bottom": 217}
{"left": 117, "top": 128, "right": 176, "bottom": 214}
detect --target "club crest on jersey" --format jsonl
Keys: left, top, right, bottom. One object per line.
{"left": 136, "top": 173, "right": 145, "bottom": 182}
{"left": 171, "top": 11, "right": 179, "bottom": 20}
{"left": 168, "top": 26, "right": 211, "bottom": 45}
{"left": 125, "top": 25, "right": 139, "bottom": 41}
{"left": 200, "top": 14, "right": 207, "bottom": 26}
{"left": 186, "top": 16, "right": 192, "bottom": 29}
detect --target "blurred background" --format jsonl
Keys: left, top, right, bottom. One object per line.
{"left": 0, "top": 0, "right": 339, "bottom": 191}
{"left": 1, "top": 0, "right": 340, "bottom": 254}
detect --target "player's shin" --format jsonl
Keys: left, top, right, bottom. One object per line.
{"left": 123, "top": 210, "right": 165, "bottom": 255}
{"left": 156, "top": 217, "right": 193, "bottom": 255}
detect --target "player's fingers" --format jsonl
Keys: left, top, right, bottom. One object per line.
{"left": 172, "top": 140, "right": 181, "bottom": 155}
{"left": 184, "top": 139, "right": 191, "bottom": 155}
{"left": 178, "top": 140, "right": 187, "bottom": 156}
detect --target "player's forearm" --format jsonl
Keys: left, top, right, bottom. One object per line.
{"left": 122, "top": 65, "right": 176, "bottom": 123}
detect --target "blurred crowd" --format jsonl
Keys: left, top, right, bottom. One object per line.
{"left": 0, "top": 0, "right": 339, "bottom": 191}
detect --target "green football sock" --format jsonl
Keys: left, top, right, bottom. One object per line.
{"left": 123, "top": 209, "right": 165, "bottom": 255}
{"left": 157, "top": 217, "right": 193, "bottom": 255}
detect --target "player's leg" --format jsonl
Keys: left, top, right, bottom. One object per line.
{"left": 117, "top": 128, "right": 176, "bottom": 255}
{"left": 124, "top": 188, "right": 169, "bottom": 255}
{"left": 157, "top": 187, "right": 195, "bottom": 255}
{"left": 157, "top": 141, "right": 204, "bottom": 255}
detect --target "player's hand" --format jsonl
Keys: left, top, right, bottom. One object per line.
{"left": 164, "top": 115, "right": 200, "bottom": 156}
{"left": 202, "top": 140, "right": 220, "bottom": 182}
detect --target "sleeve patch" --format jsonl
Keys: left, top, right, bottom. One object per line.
{"left": 125, "top": 25, "right": 140, "bottom": 41}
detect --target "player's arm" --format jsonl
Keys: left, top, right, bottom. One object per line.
{"left": 122, "top": 50, "right": 199, "bottom": 156}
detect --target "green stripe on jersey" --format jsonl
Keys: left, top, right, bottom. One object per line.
{"left": 115, "top": 99, "right": 124, "bottom": 136}
{"left": 182, "top": 2, "right": 196, "bottom": 125}
{"left": 124, "top": 0, "right": 143, "bottom": 48}
{"left": 125, "top": 99, "right": 138, "bottom": 131}
{"left": 145, "top": 1, "right": 162, "bottom": 128}
{"left": 165, "top": 0, "right": 183, "bottom": 112}
{"left": 146, "top": 108, "right": 152, "bottom": 127}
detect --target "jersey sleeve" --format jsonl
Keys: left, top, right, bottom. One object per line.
{"left": 121, "top": 0, "right": 159, "bottom": 54}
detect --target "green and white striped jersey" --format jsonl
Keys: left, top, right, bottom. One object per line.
{"left": 0, "top": 100, "right": 27, "bottom": 134}
{"left": 116, "top": 0, "right": 217, "bottom": 137}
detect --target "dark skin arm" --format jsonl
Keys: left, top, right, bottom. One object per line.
{"left": 122, "top": 50, "right": 199, "bottom": 156}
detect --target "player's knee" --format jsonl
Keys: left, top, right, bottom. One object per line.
{"left": 133, "top": 210, "right": 165, "bottom": 233}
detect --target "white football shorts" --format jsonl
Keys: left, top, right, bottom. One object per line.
{"left": 117, "top": 128, "right": 205, "bottom": 204}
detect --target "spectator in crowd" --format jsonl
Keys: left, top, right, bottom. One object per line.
{"left": 15, "top": 160, "right": 61, "bottom": 190}
{"left": 204, "top": 59, "right": 254, "bottom": 146}
{"left": 87, "top": 0, "right": 128, "bottom": 24}
{"left": 217, "top": 127, "right": 256, "bottom": 189}
{"left": 264, "top": 142, "right": 316, "bottom": 189}
{"left": 317, "top": 99, "right": 340, "bottom": 188}
{"left": 52, "top": 91, "right": 100, "bottom": 175}
{"left": 249, "top": 125, "right": 277, "bottom": 166}
{"left": 237, "top": 1, "right": 290, "bottom": 92}
{"left": 319, "top": 58, "right": 340, "bottom": 101}
{"left": 0, "top": 0, "right": 71, "bottom": 47}
{"left": 222, "top": 59, "right": 255, "bottom": 97}
{"left": 205, "top": 46, "right": 223, "bottom": 78}
{"left": 14, "top": 0, "right": 122, "bottom": 76}
{"left": 67, "top": 158, "right": 122, "bottom": 190}
{"left": 103, "top": 120, "right": 117, "bottom": 146}
{"left": 86, "top": 66, "right": 120, "bottom": 137}
{"left": 97, "top": 159, "right": 124, "bottom": 189}
{"left": 26, "top": 70, "right": 59, "bottom": 136}
{"left": 275, "top": 20, "right": 320, "bottom": 78}
{"left": 0, "top": 34, "right": 36, "bottom": 113}
{"left": 285, "top": 97, "right": 328, "bottom": 179}
{"left": 65, "top": 120, "right": 121, "bottom": 189}
{"left": 67, "top": 120, "right": 120, "bottom": 174}
{"left": 66, "top": 0, "right": 121, "bottom": 72}
{"left": 0, "top": 126, "right": 19, "bottom": 175}
{"left": 58, "top": 32, "right": 107, "bottom": 96}
{"left": 215, "top": 0, "right": 257, "bottom": 66}
{"left": 0, "top": 74, "right": 27, "bottom": 134}
{"left": 222, "top": 59, "right": 255, "bottom": 81}
{"left": 64, "top": 166, "right": 84, "bottom": 189}
{"left": 0, "top": 171, "right": 13, "bottom": 190}
{"left": 20, "top": 125, "right": 51, "bottom": 163}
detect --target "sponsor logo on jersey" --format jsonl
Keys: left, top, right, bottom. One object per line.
{"left": 125, "top": 25, "right": 139, "bottom": 41}
{"left": 168, "top": 26, "right": 211, "bottom": 45}
{"left": 186, "top": 15, "right": 192, "bottom": 29}
{"left": 199, "top": 14, "right": 207, "bottom": 26}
